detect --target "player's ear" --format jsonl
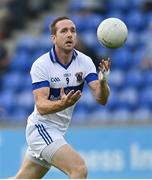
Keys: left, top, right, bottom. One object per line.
{"left": 51, "top": 34, "right": 56, "bottom": 43}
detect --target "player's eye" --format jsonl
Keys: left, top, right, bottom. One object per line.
{"left": 61, "top": 29, "right": 67, "bottom": 33}
{"left": 71, "top": 28, "right": 76, "bottom": 33}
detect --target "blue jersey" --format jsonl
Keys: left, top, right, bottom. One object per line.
{"left": 28, "top": 46, "right": 98, "bottom": 134}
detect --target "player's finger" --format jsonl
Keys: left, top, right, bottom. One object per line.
{"left": 60, "top": 87, "right": 65, "bottom": 96}
{"left": 100, "top": 58, "right": 111, "bottom": 71}
{"left": 71, "top": 90, "right": 81, "bottom": 101}
{"left": 66, "top": 90, "right": 75, "bottom": 98}
{"left": 107, "top": 58, "right": 112, "bottom": 69}
{"left": 99, "top": 61, "right": 104, "bottom": 71}
{"left": 102, "top": 60, "right": 109, "bottom": 71}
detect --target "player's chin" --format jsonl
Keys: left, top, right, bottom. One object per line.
{"left": 64, "top": 44, "right": 74, "bottom": 51}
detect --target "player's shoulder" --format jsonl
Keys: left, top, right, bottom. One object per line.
{"left": 32, "top": 52, "right": 50, "bottom": 68}
{"left": 30, "top": 52, "right": 51, "bottom": 74}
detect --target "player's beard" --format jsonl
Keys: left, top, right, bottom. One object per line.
{"left": 63, "top": 41, "right": 75, "bottom": 53}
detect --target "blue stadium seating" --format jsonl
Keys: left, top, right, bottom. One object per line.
{"left": 133, "top": 107, "right": 152, "bottom": 121}
{"left": 1, "top": 0, "right": 152, "bottom": 123}
{"left": 111, "top": 108, "right": 131, "bottom": 122}
{"left": 139, "top": 86, "right": 152, "bottom": 108}
{"left": 80, "top": 31, "right": 97, "bottom": 49}
{"left": 125, "top": 10, "right": 145, "bottom": 32}
{"left": 16, "top": 36, "right": 38, "bottom": 54}
{"left": 107, "top": 0, "right": 132, "bottom": 12}
{"left": 106, "top": 10, "right": 125, "bottom": 21}
{"left": 9, "top": 52, "right": 32, "bottom": 73}
{"left": 106, "top": 88, "right": 119, "bottom": 110}
{"left": 125, "top": 69, "right": 143, "bottom": 89}
{"left": 108, "top": 69, "right": 125, "bottom": 89}
{"left": 144, "top": 71, "right": 152, "bottom": 86}
{"left": 42, "top": 15, "right": 56, "bottom": 34}
{"left": 82, "top": 14, "right": 103, "bottom": 32}
{"left": 126, "top": 30, "right": 139, "bottom": 49}
{"left": 2, "top": 72, "right": 25, "bottom": 92}
{"left": 117, "top": 87, "right": 138, "bottom": 111}
{"left": 111, "top": 48, "right": 132, "bottom": 70}
{"left": 0, "top": 90, "right": 16, "bottom": 120}
{"left": 11, "top": 108, "right": 29, "bottom": 122}
{"left": 88, "top": 108, "right": 111, "bottom": 123}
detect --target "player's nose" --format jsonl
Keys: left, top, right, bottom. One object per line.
{"left": 67, "top": 30, "right": 72, "bottom": 37}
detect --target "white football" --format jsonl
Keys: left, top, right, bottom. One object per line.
{"left": 97, "top": 18, "right": 128, "bottom": 48}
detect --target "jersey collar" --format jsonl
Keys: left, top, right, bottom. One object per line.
{"left": 49, "top": 45, "right": 78, "bottom": 69}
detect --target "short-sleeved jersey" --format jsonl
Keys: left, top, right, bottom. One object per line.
{"left": 28, "top": 46, "right": 98, "bottom": 135}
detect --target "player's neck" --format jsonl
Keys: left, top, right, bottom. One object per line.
{"left": 55, "top": 46, "right": 73, "bottom": 65}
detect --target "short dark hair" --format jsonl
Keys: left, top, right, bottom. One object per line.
{"left": 49, "top": 16, "right": 71, "bottom": 35}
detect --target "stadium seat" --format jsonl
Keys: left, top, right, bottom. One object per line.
{"left": 9, "top": 52, "right": 32, "bottom": 72}
{"left": 72, "top": 106, "right": 89, "bottom": 123}
{"left": 81, "top": 31, "right": 98, "bottom": 49}
{"left": 83, "top": 14, "right": 103, "bottom": 32}
{"left": 117, "top": 87, "right": 138, "bottom": 111}
{"left": 68, "top": 0, "right": 104, "bottom": 14}
{"left": 108, "top": 69, "right": 125, "bottom": 89}
{"left": 42, "top": 15, "right": 56, "bottom": 34}
{"left": 20, "top": 74, "right": 32, "bottom": 90}
{"left": 125, "top": 69, "right": 143, "bottom": 89}
{"left": 106, "top": 88, "right": 119, "bottom": 110}
{"left": 146, "top": 13, "right": 152, "bottom": 26}
{"left": 126, "top": 30, "right": 139, "bottom": 49}
{"left": 111, "top": 108, "right": 132, "bottom": 122}
{"left": 111, "top": 48, "right": 132, "bottom": 70}
{"left": 94, "top": 43, "right": 111, "bottom": 58}
{"left": 106, "top": 10, "right": 125, "bottom": 21}
{"left": 37, "top": 35, "right": 52, "bottom": 52}
{"left": 131, "top": 0, "right": 145, "bottom": 9}
{"left": 132, "top": 48, "right": 144, "bottom": 67}
{"left": 0, "top": 90, "right": 16, "bottom": 114}
{"left": 16, "top": 36, "right": 38, "bottom": 54}
{"left": 144, "top": 71, "right": 152, "bottom": 86}
{"left": 88, "top": 108, "right": 111, "bottom": 123}
{"left": 107, "top": 0, "right": 131, "bottom": 12}
{"left": 125, "top": 10, "right": 145, "bottom": 31}
{"left": 15, "top": 90, "right": 34, "bottom": 111}
{"left": 78, "top": 88, "right": 97, "bottom": 111}
{"left": 132, "top": 107, "right": 152, "bottom": 122}
{"left": 11, "top": 108, "right": 29, "bottom": 122}
{"left": 68, "top": 0, "right": 85, "bottom": 13}
{"left": 2, "top": 72, "right": 25, "bottom": 93}
{"left": 139, "top": 86, "right": 152, "bottom": 108}
{"left": 70, "top": 15, "right": 86, "bottom": 33}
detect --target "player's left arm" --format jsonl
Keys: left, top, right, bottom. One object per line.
{"left": 88, "top": 59, "right": 111, "bottom": 105}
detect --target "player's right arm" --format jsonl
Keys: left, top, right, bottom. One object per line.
{"left": 33, "top": 87, "right": 81, "bottom": 115}
{"left": 31, "top": 58, "right": 81, "bottom": 115}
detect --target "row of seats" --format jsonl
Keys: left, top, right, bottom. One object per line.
{"left": 68, "top": 0, "right": 143, "bottom": 12}
{"left": 8, "top": 33, "right": 145, "bottom": 72}
{"left": 15, "top": 31, "right": 145, "bottom": 54}
{"left": 43, "top": 11, "right": 151, "bottom": 35}
{"left": 1, "top": 68, "right": 151, "bottom": 93}
{"left": 0, "top": 82, "right": 152, "bottom": 121}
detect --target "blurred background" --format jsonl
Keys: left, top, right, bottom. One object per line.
{"left": 0, "top": 0, "right": 152, "bottom": 178}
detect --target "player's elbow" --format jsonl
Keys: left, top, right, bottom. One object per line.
{"left": 37, "top": 107, "right": 46, "bottom": 115}
{"left": 36, "top": 102, "right": 46, "bottom": 115}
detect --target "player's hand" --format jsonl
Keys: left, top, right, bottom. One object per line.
{"left": 60, "top": 88, "right": 81, "bottom": 108}
{"left": 98, "top": 58, "right": 111, "bottom": 81}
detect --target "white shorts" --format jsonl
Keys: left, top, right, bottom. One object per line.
{"left": 26, "top": 122, "right": 67, "bottom": 168}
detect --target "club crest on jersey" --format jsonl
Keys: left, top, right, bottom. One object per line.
{"left": 75, "top": 72, "right": 83, "bottom": 83}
